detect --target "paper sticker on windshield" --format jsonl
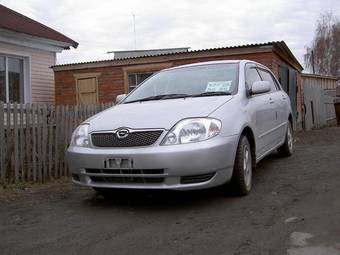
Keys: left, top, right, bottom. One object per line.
{"left": 205, "top": 81, "right": 232, "bottom": 92}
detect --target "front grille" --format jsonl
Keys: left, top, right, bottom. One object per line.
{"left": 91, "top": 130, "right": 163, "bottom": 147}
{"left": 90, "top": 176, "right": 164, "bottom": 184}
{"left": 180, "top": 173, "right": 215, "bottom": 184}
{"left": 86, "top": 168, "right": 164, "bottom": 175}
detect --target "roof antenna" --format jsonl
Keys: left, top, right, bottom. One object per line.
{"left": 132, "top": 13, "right": 137, "bottom": 50}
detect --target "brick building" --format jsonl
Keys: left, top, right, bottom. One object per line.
{"left": 52, "top": 41, "right": 303, "bottom": 128}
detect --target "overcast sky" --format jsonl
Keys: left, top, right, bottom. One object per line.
{"left": 1, "top": 0, "right": 339, "bottom": 68}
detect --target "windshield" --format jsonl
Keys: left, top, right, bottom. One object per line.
{"left": 123, "top": 63, "right": 239, "bottom": 103}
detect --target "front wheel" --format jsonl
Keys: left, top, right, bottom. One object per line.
{"left": 230, "top": 135, "right": 252, "bottom": 196}
{"left": 278, "top": 121, "right": 293, "bottom": 157}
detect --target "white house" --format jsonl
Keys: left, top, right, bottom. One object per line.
{"left": 0, "top": 4, "right": 78, "bottom": 104}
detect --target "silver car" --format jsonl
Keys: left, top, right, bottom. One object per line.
{"left": 67, "top": 60, "right": 293, "bottom": 195}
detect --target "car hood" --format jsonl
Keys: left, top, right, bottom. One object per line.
{"left": 87, "top": 96, "right": 233, "bottom": 132}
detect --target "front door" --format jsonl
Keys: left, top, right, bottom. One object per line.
{"left": 245, "top": 64, "right": 277, "bottom": 157}
{"left": 76, "top": 77, "right": 98, "bottom": 105}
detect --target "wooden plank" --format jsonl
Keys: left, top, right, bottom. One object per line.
{"left": 36, "top": 104, "right": 42, "bottom": 182}
{"left": 48, "top": 104, "right": 54, "bottom": 180}
{"left": 74, "top": 105, "right": 78, "bottom": 129}
{"left": 32, "top": 104, "right": 37, "bottom": 182}
{"left": 59, "top": 105, "right": 65, "bottom": 177}
{"left": 66, "top": 106, "right": 73, "bottom": 176}
{"left": 13, "top": 103, "right": 19, "bottom": 183}
{"left": 0, "top": 103, "right": 4, "bottom": 184}
{"left": 63, "top": 105, "right": 69, "bottom": 176}
{"left": 42, "top": 104, "right": 48, "bottom": 182}
{"left": 25, "top": 104, "right": 32, "bottom": 182}
{"left": 6, "top": 103, "right": 12, "bottom": 184}
{"left": 19, "top": 104, "right": 25, "bottom": 182}
{"left": 54, "top": 106, "right": 60, "bottom": 179}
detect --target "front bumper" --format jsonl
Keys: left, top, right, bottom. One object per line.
{"left": 66, "top": 134, "right": 239, "bottom": 190}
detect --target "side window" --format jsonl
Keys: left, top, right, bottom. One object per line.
{"left": 258, "top": 69, "right": 278, "bottom": 92}
{"left": 245, "top": 65, "right": 261, "bottom": 91}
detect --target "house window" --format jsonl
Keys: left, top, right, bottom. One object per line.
{"left": 0, "top": 55, "right": 24, "bottom": 103}
{"left": 127, "top": 72, "right": 153, "bottom": 92}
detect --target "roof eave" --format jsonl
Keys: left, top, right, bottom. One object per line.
{"left": 273, "top": 41, "right": 303, "bottom": 71}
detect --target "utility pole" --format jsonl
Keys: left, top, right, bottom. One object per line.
{"left": 132, "top": 13, "right": 136, "bottom": 50}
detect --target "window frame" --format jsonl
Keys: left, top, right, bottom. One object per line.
{"left": 127, "top": 71, "right": 154, "bottom": 92}
{"left": 257, "top": 67, "right": 281, "bottom": 92}
{"left": 122, "top": 63, "right": 173, "bottom": 94}
{"left": 244, "top": 63, "right": 262, "bottom": 94}
{"left": 0, "top": 54, "right": 26, "bottom": 103}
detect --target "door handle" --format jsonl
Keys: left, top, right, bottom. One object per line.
{"left": 269, "top": 98, "right": 274, "bottom": 104}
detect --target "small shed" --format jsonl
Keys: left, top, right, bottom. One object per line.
{"left": 52, "top": 41, "right": 303, "bottom": 128}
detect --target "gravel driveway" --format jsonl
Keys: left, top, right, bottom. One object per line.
{"left": 1, "top": 127, "right": 340, "bottom": 255}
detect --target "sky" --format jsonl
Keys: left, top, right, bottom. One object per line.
{"left": 1, "top": 0, "right": 339, "bottom": 68}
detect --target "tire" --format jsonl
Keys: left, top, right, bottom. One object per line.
{"left": 278, "top": 121, "right": 293, "bottom": 157}
{"left": 230, "top": 135, "right": 252, "bottom": 196}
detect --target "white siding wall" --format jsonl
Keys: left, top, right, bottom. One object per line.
{"left": 0, "top": 41, "right": 56, "bottom": 103}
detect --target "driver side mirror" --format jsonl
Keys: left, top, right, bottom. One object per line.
{"left": 251, "top": 81, "right": 270, "bottom": 95}
{"left": 115, "top": 94, "right": 127, "bottom": 104}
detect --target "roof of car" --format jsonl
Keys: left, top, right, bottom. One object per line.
{"left": 163, "top": 60, "right": 266, "bottom": 71}
{"left": 165, "top": 60, "right": 241, "bottom": 70}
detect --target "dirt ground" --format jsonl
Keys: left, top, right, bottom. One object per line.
{"left": 1, "top": 127, "right": 340, "bottom": 255}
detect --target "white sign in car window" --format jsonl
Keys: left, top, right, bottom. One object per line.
{"left": 205, "top": 81, "right": 232, "bottom": 92}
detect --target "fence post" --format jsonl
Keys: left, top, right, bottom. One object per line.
{"left": 48, "top": 104, "right": 54, "bottom": 180}
{"left": 32, "top": 104, "right": 37, "bottom": 182}
{"left": 0, "top": 103, "right": 4, "bottom": 185}
{"left": 25, "top": 104, "right": 32, "bottom": 182}
{"left": 13, "top": 103, "right": 19, "bottom": 183}
{"left": 19, "top": 104, "right": 24, "bottom": 182}
{"left": 42, "top": 104, "right": 48, "bottom": 182}
{"left": 54, "top": 105, "right": 60, "bottom": 179}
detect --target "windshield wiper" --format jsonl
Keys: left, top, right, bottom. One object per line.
{"left": 192, "top": 91, "right": 232, "bottom": 97}
{"left": 124, "top": 93, "right": 191, "bottom": 104}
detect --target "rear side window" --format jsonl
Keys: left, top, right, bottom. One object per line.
{"left": 258, "top": 69, "right": 278, "bottom": 92}
{"left": 245, "top": 65, "right": 261, "bottom": 91}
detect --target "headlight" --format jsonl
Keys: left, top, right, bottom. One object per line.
{"left": 162, "top": 118, "right": 221, "bottom": 145}
{"left": 71, "top": 124, "right": 89, "bottom": 147}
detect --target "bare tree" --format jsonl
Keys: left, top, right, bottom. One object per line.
{"left": 304, "top": 12, "right": 340, "bottom": 77}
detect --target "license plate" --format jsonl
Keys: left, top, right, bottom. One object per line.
{"left": 104, "top": 158, "right": 133, "bottom": 169}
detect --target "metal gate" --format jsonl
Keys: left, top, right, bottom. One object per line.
{"left": 303, "top": 83, "right": 336, "bottom": 130}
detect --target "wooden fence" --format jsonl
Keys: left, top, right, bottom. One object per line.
{"left": 303, "top": 83, "right": 336, "bottom": 130}
{"left": 0, "top": 103, "right": 113, "bottom": 186}
{"left": 301, "top": 74, "right": 338, "bottom": 90}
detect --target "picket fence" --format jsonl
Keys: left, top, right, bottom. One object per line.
{"left": 0, "top": 103, "right": 113, "bottom": 186}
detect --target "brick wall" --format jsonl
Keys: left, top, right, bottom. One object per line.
{"left": 55, "top": 66, "right": 125, "bottom": 105}
{"left": 54, "top": 52, "right": 276, "bottom": 105}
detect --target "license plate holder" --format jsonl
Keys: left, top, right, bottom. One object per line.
{"left": 104, "top": 158, "right": 133, "bottom": 169}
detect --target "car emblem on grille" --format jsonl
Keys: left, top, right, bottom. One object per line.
{"left": 116, "top": 128, "right": 129, "bottom": 139}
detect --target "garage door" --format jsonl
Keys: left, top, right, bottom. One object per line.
{"left": 76, "top": 77, "right": 98, "bottom": 105}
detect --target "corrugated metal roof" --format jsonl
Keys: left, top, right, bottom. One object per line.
{"left": 0, "top": 4, "right": 78, "bottom": 49}
{"left": 53, "top": 41, "right": 302, "bottom": 69}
